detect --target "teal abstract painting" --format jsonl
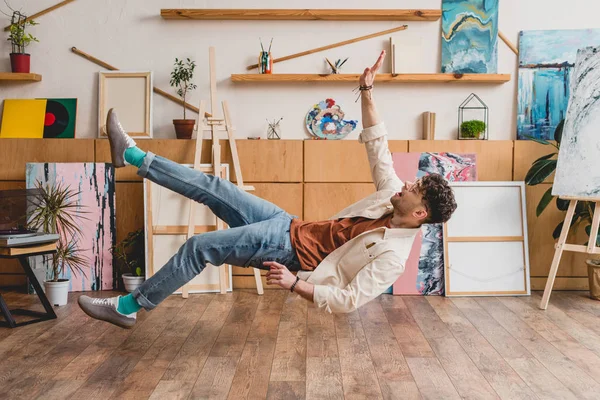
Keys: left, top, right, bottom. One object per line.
{"left": 517, "top": 29, "right": 600, "bottom": 140}
{"left": 441, "top": 0, "right": 498, "bottom": 74}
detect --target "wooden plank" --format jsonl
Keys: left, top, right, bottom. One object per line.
{"left": 115, "top": 182, "right": 144, "bottom": 245}
{"left": 161, "top": 8, "right": 442, "bottom": 21}
{"left": 0, "top": 182, "right": 27, "bottom": 287}
{"left": 513, "top": 140, "right": 557, "bottom": 182}
{"left": 427, "top": 296, "right": 536, "bottom": 399}
{"left": 0, "top": 242, "right": 56, "bottom": 256}
{"left": 451, "top": 297, "right": 577, "bottom": 400}
{"left": 499, "top": 296, "right": 600, "bottom": 385}
{"left": 477, "top": 297, "right": 600, "bottom": 399}
{"left": 359, "top": 300, "right": 421, "bottom": 399}
{"left": 304, "top": 140, "right": 408, "bottom": 182}
{"left": 270, "top": 293, "right": 307, "bottom": 382}
{"left": 228, "top": 291, "right": 287, "bottom": 399}
{"left": 246, "top": 25, "right": 408, "bottom": 70}
{"left": 266, "top": 382, "right": 305, "bottom": 400}
{"left": 153, "top": 225, "right": 216, "bottom": 235}
{"left": 0, "top": 139, "right": 95, "bottom": 180}
{"left": 403, "top": 297, "right": 499, "bottom": 399}
{"left": 379, "top": 295, "right": 435, "bottom": 358}
{"left": 233, "top": 275, "right": 285, "bottom": 290}
{"left": 232, "top": 73, "right": 511, "bottom": 83}
{"left": 3, "top": 0, "right": 76, "bottom": 31}
{"left": 306, "top": 303, "right": 338, "bottom": 358}
{"left": 306, "top": 357, "right": 344, "bottom": 399}
{"left": 334, "top": 311, "right": 383, "bottom": 399}
{"left": 304, "top": 183, "right": 375, "bottom": 221}
{"left": 160, "top": 293, "right": 237, "bottom": 382}
{"left": 405, "top": 358, "right": 461, "bottom": 400}
{"left": 224, "top": 140, "right": 303, "bottom": 183}
{"left": 408, "top": 140, "right": 514, "bottom": 181}
{"left": 149, "top": 381, "right": 195, "bottom": 400}
{"left": 0, "top": 72, "right": 42, "bottom": 81}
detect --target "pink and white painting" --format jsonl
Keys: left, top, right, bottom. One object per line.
{"left": 26, "top": 163, "right": 116, "bottom": 291}
{"left": 391, "top": 152, "right": 477, "bottom": 295}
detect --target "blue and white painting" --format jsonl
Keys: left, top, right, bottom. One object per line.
{"left": 305, "top": 98, "right": 357, "bottom": 140}
{"left": 554, "top": 46, "right": 600, "bottom": 199}
{"left": 441, "top": 0, "right": 499, "bottom": 74}
{"left": 517, "top": 29, "right": 600, "bottom": 140}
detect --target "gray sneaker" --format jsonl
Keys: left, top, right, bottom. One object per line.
{"left": 78, "top": 295, "right": 137, "bottom": 329}
{"left": 106, "top": 108, "right": 137, "bottom": 168}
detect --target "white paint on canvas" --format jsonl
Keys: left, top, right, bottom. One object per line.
{"left": 554, "top": 46, "right": 600, "bottom": 198}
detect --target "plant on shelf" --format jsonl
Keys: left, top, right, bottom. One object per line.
{"left": 524, "top": 120, "right": 600, "bottom": 300}
{"left": 28, "top": 181, "right": 88, "bottom": 306}
{"left": 112, "top": 228, "right": 146, "bottom": 292}
{"left": 170, "top": 57, "right": 197, "bottom": 139}
{"left": 459, "top": 120, "right": 486, "bottom": 139}
{"left": 6, "top": 10, "right": 38, "bottom": 73}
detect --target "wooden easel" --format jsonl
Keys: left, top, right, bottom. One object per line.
{"left": 180, "top": 47, "right": 263, "bottom": 298}
{"left": 540, "top": 196, "right": 600, "bottom": 309}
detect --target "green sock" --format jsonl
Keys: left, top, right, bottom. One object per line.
{"left": 124, "top": 146, "right": 146, "bottom": 168}
{"left": 117, "top": 294, "right": 142, "bottom": 315}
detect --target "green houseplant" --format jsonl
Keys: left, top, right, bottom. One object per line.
{"left": 7, "top": 11, "right": 38, "bottom": 73}
{"left": 112, "top": 228, "right": 145, "bottom": 292}
{"left": 525, "top": 120, "right": 600, "bottom": 300}
{"left": 28, "top": 181, "right": 88, "bottom": 306}
{"left": 459, "top": 120, "right": 486, "bottom": 139}
{"left": 170, "top": 57, "right": 197, "bottom": 139}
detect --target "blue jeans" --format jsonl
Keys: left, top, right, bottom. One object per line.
{"left": 133, "top": 152, "right": 301, "bottom": 310}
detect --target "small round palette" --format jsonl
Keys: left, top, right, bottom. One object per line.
{"left": 305, "top": 98, "right": 357, "bottom": 140}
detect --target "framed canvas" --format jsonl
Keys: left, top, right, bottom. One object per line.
{"left": 144, "top": 164, "right": 232, "bottom": 294}
{"left": 98, "top": 71, "right": 152, "bottom": 138}
{"left": 444, "top": 182, "right": 531, "bottom": 296}
{"left": 391, "top": 152, "right": 477, "bottom": 296}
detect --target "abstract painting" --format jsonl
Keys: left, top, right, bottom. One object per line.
{"left": 391, "top": 152, "right": 477, "bottom": 295}
{"left": 0, "top": 98, "right": 77, "bottom": 138}
{"left": 517, "top": 29, "right": 600, "bottom": 140}
{"left": 554, "top": 46, "right": 600, "bottom": 199}
{"left": 441, "top": 0, "right": 498, "bottom": 73}
{"left": 305, "top": 98, "right": 357, "bottom": 139}
{"left": 0, "top": 99, "right": 46, "bottom": 138}
{"left": 26, "top": 163, "right": 116, "bottom": 291}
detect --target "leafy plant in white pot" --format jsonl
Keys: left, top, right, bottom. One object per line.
{"left": 112, "top": 229, "right": 145, "bottom": 292}
{"left": 29, "top": 182, "right": 88, "bottom": 306}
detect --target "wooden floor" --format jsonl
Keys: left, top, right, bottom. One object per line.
{"left": 0, "top": 290, "right": 600, "bottom": 400}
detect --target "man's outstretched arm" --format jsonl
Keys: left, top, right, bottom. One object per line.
{"left": 358, "top": 51, "right": 403, "bottom": 192}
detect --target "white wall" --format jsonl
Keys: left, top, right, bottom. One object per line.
{"left": 0, "top": 0, "right": 598, "bottom": 141}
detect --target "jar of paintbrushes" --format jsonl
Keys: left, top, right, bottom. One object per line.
{"left": 259, "top": 38, "right": 273, "bottom": 74}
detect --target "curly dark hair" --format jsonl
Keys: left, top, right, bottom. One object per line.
{"left": 419, "top": 174, "right": 457, "bottom": 224}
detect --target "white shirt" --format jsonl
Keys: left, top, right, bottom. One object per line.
{"left": 296, "top": 122, "right": 418, "bottom": 313}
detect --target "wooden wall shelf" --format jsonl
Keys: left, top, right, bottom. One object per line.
{"left": 160, "top": 9, "right": 441, "bottom": 21}
{"left": 231, "top": 73, "right": 511, "bottom": 84}
{"left": 0, "top": 72, "right": 42, "bottom": 82}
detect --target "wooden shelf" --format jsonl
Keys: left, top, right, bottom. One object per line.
{"left": 0, "top": 72, "right": 42, "bottom": 82}
{"left": 231, "top": 73, "right": 511, "bottom": 84}
{"left": 160, "top": 9, "right": 441, "bottom": 21}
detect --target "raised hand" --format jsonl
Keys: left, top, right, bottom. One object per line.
{"left": 359, "top": 50, "right": 386, "bottom": 87}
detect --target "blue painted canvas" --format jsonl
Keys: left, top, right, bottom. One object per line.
{"left": 517, "top": 29, "right": 600, "bottom": 140}
{"left": 441, "top": 0, "right": 498, "bottom": 74}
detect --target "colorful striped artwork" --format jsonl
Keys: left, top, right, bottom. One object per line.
{"left": 441, "top": 0, "right": 498, "bottom": 74}
{"left": 517, "top": 29, "right": 600, "bottom": 140}
{"left": 390, "top": 152, "right": 477, "bottom": 295}
{"left": 26, "top": 163, "right": 116, "bottom": 291}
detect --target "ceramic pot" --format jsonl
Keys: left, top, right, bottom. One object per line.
{"left": 10, "top": 53, "right": 30, "bottom": 73}
{"left": 173, "top": 119, "right": 195, "bottom": 139}
{"left": 122, "top": 273, "right": 145, "bottom": 293}
{"left": 44, "top": 279, "right": 69, "bottom": 306}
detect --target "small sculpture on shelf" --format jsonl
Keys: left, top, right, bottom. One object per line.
{"left": 267, "top": 117, "right": 282, "bottom": 140}
{"left": 458, "top": 93, "right": 488, "bottom": 140}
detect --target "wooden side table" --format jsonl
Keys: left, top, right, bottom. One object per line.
{"left": 0, "top": 243, "right": 58, "bottom": 328}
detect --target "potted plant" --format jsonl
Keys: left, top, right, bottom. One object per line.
{"left": 112, "top": 228, "right": 145, "bottom": 292}
{"left": 28, "top": 182, "right": 88, "bottom": 306}
{"left": 170, "top": 57, "right": 197, "bottom": 139}
{"left": 7, "top": 11, "right": 38, "bottom": 73}
{"left": 459, "top": 120, "right": 486, "bottom": 140}
{"left": 525, "top": 120, "right": 600, "bottom": 300}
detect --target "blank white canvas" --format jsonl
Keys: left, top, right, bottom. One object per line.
{"left": 447, "top": 242, "right": 527, "bottom": 294}
{"left": 554, "top": 46, "right": 600, "bottom": 199}
{"left": 447, "top": 185, "right": 523, "bottom": 237}
{"left": 445, "top": 182, "right": 530, "bottom": 296}
{"left": 144, "top": 164, "right": 232, "bottom": 293}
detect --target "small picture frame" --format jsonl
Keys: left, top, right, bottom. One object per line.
{"left": 98, "top": 71, "right": 153, "bottom": 138}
